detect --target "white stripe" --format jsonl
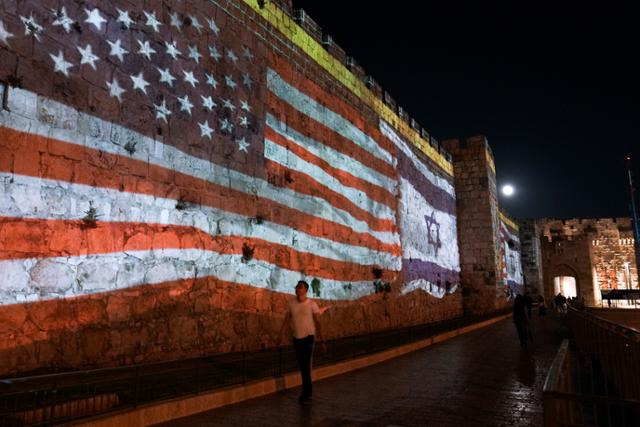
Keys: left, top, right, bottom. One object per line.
{"left": 266, "top": 114, "right": 397, "bottom": 194}
{"left": 264, "top": 139, "right": 396, "bottom": 220}
{"left": 0, "top": 88, "right": 400, "bottom": 247}
{"left": 267, "top": 68, "right": 397, "bottom": 167}
{"left": 380, "top": 120, "right": 456, "bottom": 197}
{"left": 0, "top": 172, "right": 402, "bottom": 270}
{"left": 0, "top": 250, "right": 384, "bottom": 306}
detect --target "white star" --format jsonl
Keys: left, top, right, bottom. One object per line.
{"left": 219, "top": 117, "right": 233, "bottom": 133}
{"left": 226, "top": 49, "right": 238, "bottom": 64}
{"left": 107, "top": 39, "right": 128, "bottom": 62}
{"left": 84, "top": 8, "right": 106, "bottom": 31}
{"left": 189, "top": 15, "right": 203, "bottom": 33}
{"left": 52, "top": 7, "right": 74, "bottom": 33}
{"left": 224, "top": 75, "right": 237, "bottom": 90}
{"left": 205, "top": 73, "right": 218, "bottom": 89}
{"left": 170, "top": 12, "right": 182, "bottom": 31}
{"left": 106, "top": 78, "right": 126, "bottom": 102}
{"left": 198, "top": 120, "right": 214, "bottom": 139}
{"left": 20, "top": 14, "right": 43, "bottom": 41}
{"left": 240, "top": 100, "right": 251, "bottom": 112}
{"left": 188, "top": 45, "right": 202, "bottom": 63}
{"left": 183, "top": 70, "right": 199, "bottom": 87}
{"left": 165, "top": 40, "right": 181, "bottom": 60}
{"left": 239, "top": 116, "right": 249, "bottom": 128}
{"left": 137, "top": 40, "right": 156, "bottom": 60}
{"left": 207, "top": 18, "right": 220, "bottom": 35}
{"left": 144, "top": 11, "right": 162, "bottom": 32}
{"left": 243, "top": 73, "right": 254, "bottom": 89}
{"left": 130, "top": 72, "right": 149, "bottom": 94}
{"left": 201, "top": 95, "right": 216, "bottom": 111}
{"left": 157, "top": 67, "right": 176, "bottom": 87}
{"left": 236, "top": 137, "right": 250, "bottom": 153}
{"left": 222, "top": 99, "right": 236, "bottom": 111}
{"left": 0, "top": 20, "right": 13, "bottom": 46}
{"left": 154, "top": 99, "right": 171, "bottom": 122}
{"left": 242, "top": 46, "right": 254, "bottom": 60}
{"left": 177, "top": 95, "right": 194, "bottom": 115}
{"left": 49, "top": 50, "right": 73, "bottom": 77}
{"left": 116, "top": 8, "right": 135, "bottom": 29}
{"left": 209, "top": 46, "right": 222, "bottom": 62}
{"left": 77, "top": 44, "right": 99, "bottom": 70}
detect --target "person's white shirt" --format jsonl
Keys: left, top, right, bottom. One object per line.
{"left": 288, "top": 298, "right": 320, "bottom": 339}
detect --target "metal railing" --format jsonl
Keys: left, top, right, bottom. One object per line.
{"left": 543, "top": 308, "right": 640, "bottom": 427}
{"left": 568, "top": 307, "right": 640, "bottom": 400}
{"left": 0, "top": 308, "right": 510, "bottom": 426}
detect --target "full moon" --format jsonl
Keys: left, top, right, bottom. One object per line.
{"left": 502, "top": 184, "right": 515, "bottom": 196}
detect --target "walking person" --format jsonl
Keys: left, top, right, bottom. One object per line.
{"left": 278, "top": 280, "right": 327, "bottom": 404}
{"left": 513, "top": 294, "right": 532, "bottom": 347}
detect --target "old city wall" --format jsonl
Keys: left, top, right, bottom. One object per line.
{"left": 539, "top": 218, "right": 638, "bottom": 306}
{"left": 0, "top": 0, "right": 479, "bottom": 376}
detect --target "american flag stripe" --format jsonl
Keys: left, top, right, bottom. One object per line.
{"left": 264, "top": 160, "right": 396, "bottom": 233}
{"left": 0, "top": 128, "right": 399, "bottom": 259}
{"left": 0, "top": 217, "right": 399, "bottom": 282}
{"left": 265, "top": 117, "right": 396, "bottom": 207}
{"left": 0, "top": 250, "right": 385, "bottom": 303}
{"left": 266, "top": 97, "right": 397, "bottom": 183}
{"left": 266, "top": 68, "right": 397, "bottom": 167}
{"left": 0, "top": 172, "right": 400, "bottom": 270}
{"left": 0, "top": 98, "right": 400, "bottom": 249}
{"left": 264, "top": 140, "right": 396, "bottom": 221}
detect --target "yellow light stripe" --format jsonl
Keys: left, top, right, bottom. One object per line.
{"left": 242, "top": 0, "right": 454, "bottom": 176}
{"left": 486, "top": 148, "right": 496, "bottom": 174}
{"left": 499, "top": 211, "right": 519, "bottom": 232}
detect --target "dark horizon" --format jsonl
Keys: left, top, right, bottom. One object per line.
{"left": 292, "top": 0, "right": 639, "bottom": 220}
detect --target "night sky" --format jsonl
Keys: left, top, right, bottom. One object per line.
{"left": 292, "top": 1, "right": 639, "bottom": 220}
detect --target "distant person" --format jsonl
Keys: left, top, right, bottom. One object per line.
{"left": 513, "top": 294, "right": 532, "bottom": 347}
{"left": 554, "top": 293, "right": 567, "bottom": 314}
{"left": 523, "top": 291, "right": 533, "bottom": 318}
{"left": 278, "top": 280, "right": 327, "bottom": 404}
{"left": 538, "top": 295, "right": 547, "bottom": 317}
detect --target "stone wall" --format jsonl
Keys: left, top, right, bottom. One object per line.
{"left": 518, "top": 219, "right": 544, "bottom": 294}
{"left": 539, "top": 218, "right": 638, "bottom": 306}
{"left": 441, "top": 137, "right": 509, "bottom": 315}
{"left": 0, "top": 0, "right": 468, "bottom": 376}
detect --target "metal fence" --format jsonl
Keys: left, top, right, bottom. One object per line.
{"left": 568, "top": 307, "right": 640, "bottom": 400}
{"left": 0, "top": 308, "right": 510, "bottom": 426}
{"left": 543, "top": 309, "right": 640, "bottom": 427}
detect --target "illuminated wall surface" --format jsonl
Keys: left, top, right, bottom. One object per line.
{"left": 0, "top": 0, "right": 498, "bottom": 375}
{"left": 500, "top": 221, "right": 524, "bottom": 294}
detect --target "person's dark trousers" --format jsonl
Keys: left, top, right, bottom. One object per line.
{"left": 514, "top": 320, "right": 528, "bottom": 346}
{"left": 293, "top": 335, "right": 315, "bottom": 400}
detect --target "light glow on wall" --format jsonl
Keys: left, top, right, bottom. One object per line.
{"left": 554, "top": 276, "right": 577, "bottom": 298}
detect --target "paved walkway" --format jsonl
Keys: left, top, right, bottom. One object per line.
{"left": 157, "top": 315, "right": 570, "bottom": 427}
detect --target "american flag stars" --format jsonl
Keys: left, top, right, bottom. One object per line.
{"left": 8, "top": 4, "right": 258, "bottom": 153}
{"left": 52, "top": 7, "right": 74, "bottom": 33}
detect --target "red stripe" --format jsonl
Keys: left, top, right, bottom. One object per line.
{"left": 0, "top": 126, "right": 400, "bottom": 255}
{"left": 0, "top": 217, "right": 398, "bottom": 282}
{"left": 268, "top": 95, "right": 397, "bottom": 180}
{"left": 268, "top": 53, "right": 397, "bottom": 157}
{"left": 265, "top": 160, "right": 396, "bottom": 232}
{"left": 265, "top": 126, "right": 396, "bottom": 209}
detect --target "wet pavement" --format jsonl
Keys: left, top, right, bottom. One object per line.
{"left": 156, "top": 314, "right": 570, "bottom": 427}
